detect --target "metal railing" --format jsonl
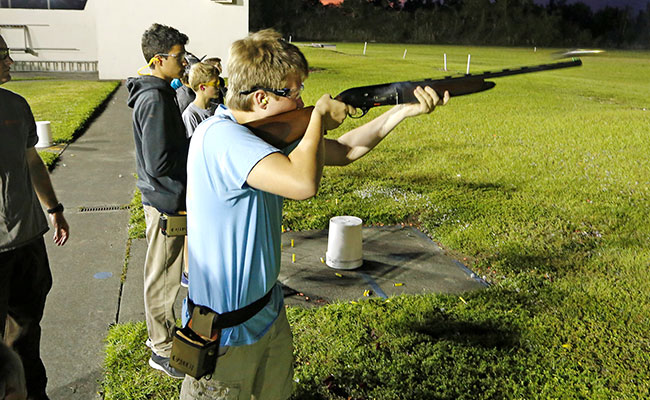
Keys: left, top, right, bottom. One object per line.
{"left": 12, "top": 60, "right": 98, "bottom": 72}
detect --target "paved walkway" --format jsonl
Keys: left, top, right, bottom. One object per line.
{"left": 37, "top": 82, "right": 485, "bottom": 399}
{"left": 41, "top": 83, "right": 135, "bottom": 399}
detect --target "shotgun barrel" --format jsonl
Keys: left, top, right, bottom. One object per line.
{"left": 335, "top": 59, "right": 582, "bottom": 115}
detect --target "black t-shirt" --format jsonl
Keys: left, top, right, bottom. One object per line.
{"left": 0, "top": 88, "right": 48, "bottom": 251}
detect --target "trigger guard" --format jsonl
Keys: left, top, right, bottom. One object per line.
{"left": 349, "top": 108, "right": 369, "bottom": 119}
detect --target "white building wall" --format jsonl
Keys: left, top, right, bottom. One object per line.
{"left": 95, "top": 0, "right": 248, "bottom": 80}
{"left": 0, "top": 2, "right": 98, "bottom": 62}
{"left": 0, "top": 0, "right": 248, "bottom": 79}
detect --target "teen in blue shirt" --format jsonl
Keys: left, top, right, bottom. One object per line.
{"left": 182, "top": 28, "right": 448, "bottom": 399}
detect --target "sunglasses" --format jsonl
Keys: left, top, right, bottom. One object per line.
{"left": 0, "top": 48, "right": 10, "bottom": 60}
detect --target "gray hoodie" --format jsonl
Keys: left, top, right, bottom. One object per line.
{"left": 126, "top": 75, "right": 189, "bottom": 213}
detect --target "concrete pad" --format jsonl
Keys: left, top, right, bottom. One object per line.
{"left": 279, "top": 225, "right": 486, "bottom": 307}
{"left": 120, "top": 238, "right": 187, "bottom": 324}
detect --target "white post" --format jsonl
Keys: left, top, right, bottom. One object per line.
{"left": 363, "top": 42, "right": 367, "bottom": 55}
{"left": 444, "top": 53, "right": 447, "bottom": 71}
{"left": 534, "top": 46, "right": 537, "bottom": 52}
{"left": 289, "top": 35, "right": 292, "bottom": 43}
{"left": 466, "top": 54, "right": 471, "bottom": 74}
{"left": 403, "top": 49, "right": 407, "bottom": 59}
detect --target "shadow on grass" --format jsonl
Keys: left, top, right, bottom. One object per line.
{"left": 291, "top": 293, "right": 525, "bottom": 400}
{"left": 293, "top": 318, "right": 523, "bottom": 399}
{"left": 412, "top": 318, "right": 519, "bottom": 349}
{"left": 334, "top": 168, "right": 514, "bottom": 194}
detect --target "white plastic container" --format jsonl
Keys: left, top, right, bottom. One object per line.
{"left": 325, "top": 216, "right": 363, "bottom": 270}
{"left": 35, "top": 121, "right": 53, "bottom": 148}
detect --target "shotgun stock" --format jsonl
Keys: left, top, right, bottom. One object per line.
{"left": 245, "top": 106, "right": 314, "bottom": 148}
{"left": 246, "top": 59, "right": 582, "bottom": 148}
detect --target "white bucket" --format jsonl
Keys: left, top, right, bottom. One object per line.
{"left": 325, "top": 216, "right": 363, "bottom": 270}
{"left": 35, "top": 121, "right": 53, "bottom": 148}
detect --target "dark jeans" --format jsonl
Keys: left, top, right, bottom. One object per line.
{"left": 0, "top": 237, "right": 52, "bottom": 399}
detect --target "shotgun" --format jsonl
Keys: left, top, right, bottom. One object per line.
{"left": 245, "top": 59, "right": 582, "bottom": 148}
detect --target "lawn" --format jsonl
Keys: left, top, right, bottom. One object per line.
{"left": 105, "top": 44, "right": 650, "bottom": 399}
{"left": 3, "top": 79, "right": 120, "bottom": 168}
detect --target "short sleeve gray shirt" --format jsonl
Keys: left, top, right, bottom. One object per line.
{"left": 181, "top": 102, "right": 215, "bottom": 138}
{"left": 176, "top": 85, "right": 195, "bottom": 113}
{"left": 0, "top": 88, "right": 48, "bottom": 251}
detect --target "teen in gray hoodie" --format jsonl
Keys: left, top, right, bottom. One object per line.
{"left": 125, "top": 23, "right": 189, "bottom": 379}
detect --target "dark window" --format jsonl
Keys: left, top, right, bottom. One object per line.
{"left": 50, "top": 0, "right": 87, "bottom": 9}
{"left": 8, "top": 0, "right": 48, "bottom": 8}
{"left": 0, "top": 0, "right": 87, "bottom": 9}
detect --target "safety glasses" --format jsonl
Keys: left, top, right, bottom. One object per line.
{"left": 240, "top": 84, "right": 304, "bottom": 99}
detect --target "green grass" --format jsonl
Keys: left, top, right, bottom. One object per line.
{"left": 128, "top": 188, "right": 146, "bottom": 240}
{"left": 3, "top": 79, "right": 120, "bottom": 167}
{"left": 104, "top": 322, "right": 181, "bottom": 400}
{"left": 107, "top": 44, "right": 650, "bottom": 399}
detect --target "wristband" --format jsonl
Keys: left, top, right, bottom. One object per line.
{"left": 47, "top": 203, "right": 64, "bottom": 214}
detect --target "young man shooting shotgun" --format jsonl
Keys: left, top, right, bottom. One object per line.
{"left": 179, "top": 28, "right": 448, "bottom": 399}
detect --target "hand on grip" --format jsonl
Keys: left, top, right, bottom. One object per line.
{"left": 315, "top": 95, "right": 355, "bottom": 130}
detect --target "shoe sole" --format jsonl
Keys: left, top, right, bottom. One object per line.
{"left": 148, "top": 357, "right": 185, "bottom": 379}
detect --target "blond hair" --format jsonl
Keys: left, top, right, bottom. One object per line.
{"left": 188, "top": 62, "right": 219, "bottom": 92}
{"left": 204, "top": 57, "right": 223, "bottom": 74}
{"left": 225, "top": 29, "right": 308, "bottom": 111}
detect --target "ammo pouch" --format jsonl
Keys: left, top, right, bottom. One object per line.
{"left": 160, "top": 212, "right": 187, "bottom": 236}
{"left": 170, "top": 289, "right": 273, "bottom": 379}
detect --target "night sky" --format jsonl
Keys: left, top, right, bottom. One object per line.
{"left": 321, "top": 0, "right": 649, "bottom": 14}
{"left": 533, "top": 0, "right": 647, "bottom": 13}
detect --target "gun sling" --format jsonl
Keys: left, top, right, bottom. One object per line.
{"left": 170, "top": 289, "right": 273, "bottom": 379}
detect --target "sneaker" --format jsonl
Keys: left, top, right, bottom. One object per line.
{"left": 149, "top": 352, "right": 185, "bottom": 379}
{"left": 181, "top": 271, "right": 189, "bottom": 288}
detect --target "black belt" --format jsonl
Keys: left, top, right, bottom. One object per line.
{"left": 187, "top": 288, "right": 274, "bottom": 338}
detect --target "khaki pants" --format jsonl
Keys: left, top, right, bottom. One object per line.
{"left": 143, "top": 205, "right": 184, "bottom": 358}
{"left": 180, "top": 308, "right": 294, "bottom": 400}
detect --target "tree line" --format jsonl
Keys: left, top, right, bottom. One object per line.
{"left": 250, "top": 0, "right": 650, "bottom": 49}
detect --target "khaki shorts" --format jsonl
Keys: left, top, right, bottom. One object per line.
{"left": 180, "top": 308, "right": 294, "bottom": 400}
